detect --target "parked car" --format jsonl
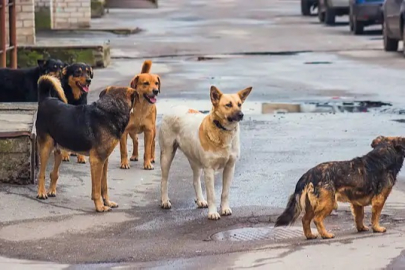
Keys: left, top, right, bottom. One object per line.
{"left": 349, "top": 0, "right": 384, "bottom": 35}
{"left": 382, "top": 0, "right": 405, "bottom": 53}
{"left": 301, "top": 0, "right": 318, "bottom": 16}
{"left": 318, "top": 0, "right": 350, "bottom": 25}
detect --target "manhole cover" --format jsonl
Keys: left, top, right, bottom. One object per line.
{"left": 211, "top": 227, "right": 303, "bottom": 242}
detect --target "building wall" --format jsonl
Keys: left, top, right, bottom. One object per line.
{"left": 16, "top": 0, "right": 36, "bottom": 44}
{"left": 52, "top": 0, "right": 91, "bottom": 29}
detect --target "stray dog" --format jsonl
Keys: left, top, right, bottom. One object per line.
{"left": 120, "top": 60, "right": 160, "bottom": 170}
{"left": 159, "top": 86, "right": 252, "bottom": 219}
{"left": 59, "top": 63, "right": 93, "bottom": 164}
{"left": 275, "top": 136, "right": 405, "bottom": 239}
{"left": 35, "top": 75, "right": 136, "bottom": 212}
{"left": 0, "top": 59, "right": 65, "bottom": 102}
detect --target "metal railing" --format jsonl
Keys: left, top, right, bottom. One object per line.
{"left": 0, "top": 0, "right": 16, "bottom": 68}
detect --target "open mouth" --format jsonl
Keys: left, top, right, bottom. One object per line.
{"left": 144, "top": 94, "right": 157, "bottom": 104}
{"left": 76, "top": 82, "right": 90, "bottom": 93}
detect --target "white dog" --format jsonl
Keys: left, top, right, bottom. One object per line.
{"left": 158, "top": 86, "right": 252, "bottom": 219}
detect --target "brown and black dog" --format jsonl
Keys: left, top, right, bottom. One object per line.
{"left": 120, "top": 60, "right": 160, "bottom": 170}
{"left": 36, "top": 75, "right": 136, "bottom": 212}
{"left": 59, "top": 63, "right": 93, "bottom": 164}
{"left": 275, "top": 136, "right": 405, "bottom": 239}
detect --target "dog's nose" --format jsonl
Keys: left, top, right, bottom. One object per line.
{"left": 237, "top": 111, "right": 244, "bottom": 120}
{"left": 86, "top": 78, "right": 91, "bottom": 84}
{"left": 153, "top": 89, "right": 159, "bottom": 95}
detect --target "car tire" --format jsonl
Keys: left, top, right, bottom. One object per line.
{"left": 301, "top": 0, "right": 311, "bottom": 16}
{"left": 318, "top": 10, "right": 325, "bottom": 23}
{"left": 353, "top": 18, "right": 364, "bottom": 35}
{"left": 325, "top": 6, "right": 336, "bottom": 25}
{"left": 383, "top": 20, "right": 398, "bottom": 52}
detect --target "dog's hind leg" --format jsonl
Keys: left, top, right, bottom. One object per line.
{"left": 48, "top": 149, "right": 62, "bottom": 197}
{"left": 150, "top": 126, "right": 156, "bottom": 163}
{"left": 302, "top": 200, "right": 317, "bottom": 239}
{"left": 221, "top": 161, "right": 236, "bottom": 216}
{"left": 37, "top": 135, "right": 54, "bottom": 200}
{"left": 371, "top": 187, "right": 392, "bottom": 233}
{"left": 120, "top": 131, "right": 130, "bottom": 169}
{"left": 160, "top": 142, "right": 177, "bottom": 209}
{"left": 351, "top": 204, "right": 369, "bottom": 232}
{"left": 189, "top": 161, "right": 207, "bottom": 208}
{"left": 143, "top": 130, "right": 154, "bottom": 170}
{"left": 129, "top": 133, "right": 139, "bottom": 162}
{"left": 312, "top": 188, "right": 335, "bottom": 239}
{"left": 101, "top": 158, "right": 118, "bottom": 209}
{"left": 204, "top": 168, "right": 220, "bottom": 220}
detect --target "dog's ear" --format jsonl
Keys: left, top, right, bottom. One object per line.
{"left": 37, "top": 59, "right": 46, "bottom": 68}
{"left": 237, "top": 87, "right": 253, "bottom": 103}
{"left": 61, "top": 67, "right": 67, "bottom": 76}
{"left": 99, "top": 87, "right": 109, "bottom": 98}
{"left": 393, "top": 138, "right": 405, "bottom": 152}
{"left": 130, "top": 75, "right": 139, "bottom": 89}
{"left": 371, "top": 136, "right": 385, "bottom": 148}
{"left": 210, "top": 86, "right": 222, "bottom": 106}
{"left": 157, "top": 76, "right": 161, "bottom": 93}
{"left": 63, "top": 62, "right": 68, "bottom": 68}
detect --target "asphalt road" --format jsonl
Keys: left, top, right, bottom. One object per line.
{"left": 2, "top": 0, "right": 405, "bottom": 269}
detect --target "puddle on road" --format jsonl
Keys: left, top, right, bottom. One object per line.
{"left": 211, "top": 226, "right": 303, "bottom": 242}
{"left": 157, "top": 98, "right": 392, "bottom": 115}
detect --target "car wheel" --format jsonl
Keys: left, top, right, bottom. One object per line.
{"left": 301, "top": 0, "right": 311, "bottom": 16}
{"left": 353, "top": 17, "right": 364, "bottom": 35}
{"left": 325, "top": 6, "right": 336, "bottom": 25}
{"left": 318, "top": 10, "right": 325, "bottom": 23}
{"left": 383, "top": 20, "right": 398, "bottom": 52}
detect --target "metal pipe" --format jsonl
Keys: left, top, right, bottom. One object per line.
{"left": 9, "top": 0, "right": 16, "bottom": 68}
{"left": 0, "top": 0, "right": 6, "bottom": 67}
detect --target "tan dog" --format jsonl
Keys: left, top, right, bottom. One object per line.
{"left": 120, "top": 60, "right": 160, "bottom": 170}
{"left": 159, "top": 86, "right": 252, "bottom": 220}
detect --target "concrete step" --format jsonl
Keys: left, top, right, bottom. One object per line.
{"left": 0, "top": 103, "right": 37, "bottom": 185}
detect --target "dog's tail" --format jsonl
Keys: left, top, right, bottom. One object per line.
{"left": 37, "top": 75, "right": 67, "bottom": 104}
{"left": 141, "top": 60, "right": 152, "bottom": 74}
{"left": 274, "top": 174, "right": 313, "bottom": 227}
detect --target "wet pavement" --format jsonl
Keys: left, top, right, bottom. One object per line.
{"left": 3, "top": 0, "right": 405, "bottom": 268}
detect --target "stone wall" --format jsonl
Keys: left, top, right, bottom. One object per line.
{"left": 16, "top": 0, "right": 36, "bottom": 44}
{"left": 52, "top": 0, "right": 91, "bottom": 29}
{"left": 35, "top": 0, "right": 52, "bottom": 30}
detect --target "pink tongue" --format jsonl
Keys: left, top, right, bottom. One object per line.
{"left": 150, "top": 97, "right": 157, "bottom": 103}
{"left": 83, "top": 86, "right": 89, "bottom": 92}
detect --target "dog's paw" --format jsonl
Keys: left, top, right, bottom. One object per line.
{"left": 144, "top": 163, "right": 154, "bottom": 170}
{"left": 305, "top": 233, "right": 318, "bottom": 240}
{"left": 161, "top": 200, "right": 172, "bottom": 209}
{"left": 372, "top": 226, "right": 387, "bottom": 233}
{"left": 120, "top": 161, "right": 130, "bottom": 169}
{"left": 37, "top": 191, "right": 48, "bottom": 200}
{"left": 104, "top": 200, "right": 119, "bottom": 208}
{"left": 151, "top": 159, "right": 155, "bottom": 164}
{"left": 96, "top": 206, "right": 112, "bottom": 212}
{"left": 221, "top": 207, "right": 232, "bottom": 216}
{"left": 196, "top": 199, "right": 208, "bottom": 208}
{"left": 62, "top": 155, "right": 70, "bottom": 162}
{"left": 357, "top": 225, "right": 370, "bottom": 232}
{"left": 130, "top": 155, "right": 138, "bottom": 162}
{"left": 208, "top": 212, "right": 221, "bottom": 220}
{"left": 77, "top": 155, "right": 86, "bottom": 164}
{"left": 321, "top": 232, "right": 335, "bottom": 239}
{"left": 47, "top": 189, "right": 56, "bottom": 197}
{"left": 70, "top": 153, "right": 77, "bottom": 156}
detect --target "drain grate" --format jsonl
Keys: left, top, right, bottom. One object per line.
{"left": 211, "top": 226, "right": 303, "bottom": 242}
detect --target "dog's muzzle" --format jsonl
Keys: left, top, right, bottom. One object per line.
{"left": 227, "top": 111, "right": 244, "bottom": 122}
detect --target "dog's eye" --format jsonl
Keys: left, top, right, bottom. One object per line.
{"left": 74, "top": 70, "right": 81, "bottom": 76}
{"left": 225, "top": 103, "right": 232, "bottom": 108}
{"left": 238, "top": 103, "right": 242, "bottom": 107}
{"left": 143, "top": 82, "right": 150, "bottom": 86}
{"left": 155, "top": 82, "right": 159, "bottom": 86}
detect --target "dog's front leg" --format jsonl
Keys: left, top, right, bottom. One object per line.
{"left": 119, "top": 131, "right": 130, "bottom": 169}
{"left": 90, "top": 155, "right": 111, "bottom": 212}
{"left": 221, "top": 161, "right": 235, "bottom": 216}
{"left": 101, "top": 158, "right": 118, "bottom": 209}
{"left": 143, "top": 130, "right": 154, "bottom": 170}
{"left": 204, "top": 168, "right": 220, "bottom": 220}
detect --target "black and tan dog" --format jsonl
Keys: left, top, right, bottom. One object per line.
{"left": 275, "top": 136, "right": 405, "bottom": 239}
{"left": 0, "top": 59, "right": 65, "bottom": 102}
{"left": 120, "top": 60, "right": 160, "bottom": 170}
{"left": 59, "top": 62, "right": 93, "bottom": 164}
{"left": 36, "top": 75, "right": 136, "bottom": 212}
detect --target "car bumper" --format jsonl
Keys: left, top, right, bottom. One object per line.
{"left": 352, "top": 3, "right": 382, "bottom": 22}
{"left": 329, "top": 0, "right": 349, "bottom": 8}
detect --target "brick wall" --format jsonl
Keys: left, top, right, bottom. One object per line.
{"left": 35, "top": 0, "right": 52, "bottom": 30}
{"left": 52, "top": 0, "right": 91, "bottom": 29}
{"left": 4, "top": 0, "right": 36, "bottom": 45}
{"left": 35, "top": 0, "right": 50, "bottom": 11}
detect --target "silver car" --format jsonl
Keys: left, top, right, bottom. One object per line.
{"left": 382, "top": 0, "right": 405, "bottom": 53}
{"left": 318, "top": 0, "right": 350, "bottom": 25}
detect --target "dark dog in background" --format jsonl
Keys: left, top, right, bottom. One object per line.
{"left": 35, "top": 75, "right": 136, "bottom": 212}
{"left": 0, "top": 59, "right": 66, "bottom": 102}
{"left": 59, "top": 62, "right": 93, "bottom": 164}
{"left": 275, "top": 136, "right": 405, "bottom": 240}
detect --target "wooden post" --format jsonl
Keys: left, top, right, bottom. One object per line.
{"left": 0, "top": 0, "right": 6, "bottom": 68}
{"left": 9, "top": 0, "right": 16, "bottom": 68}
